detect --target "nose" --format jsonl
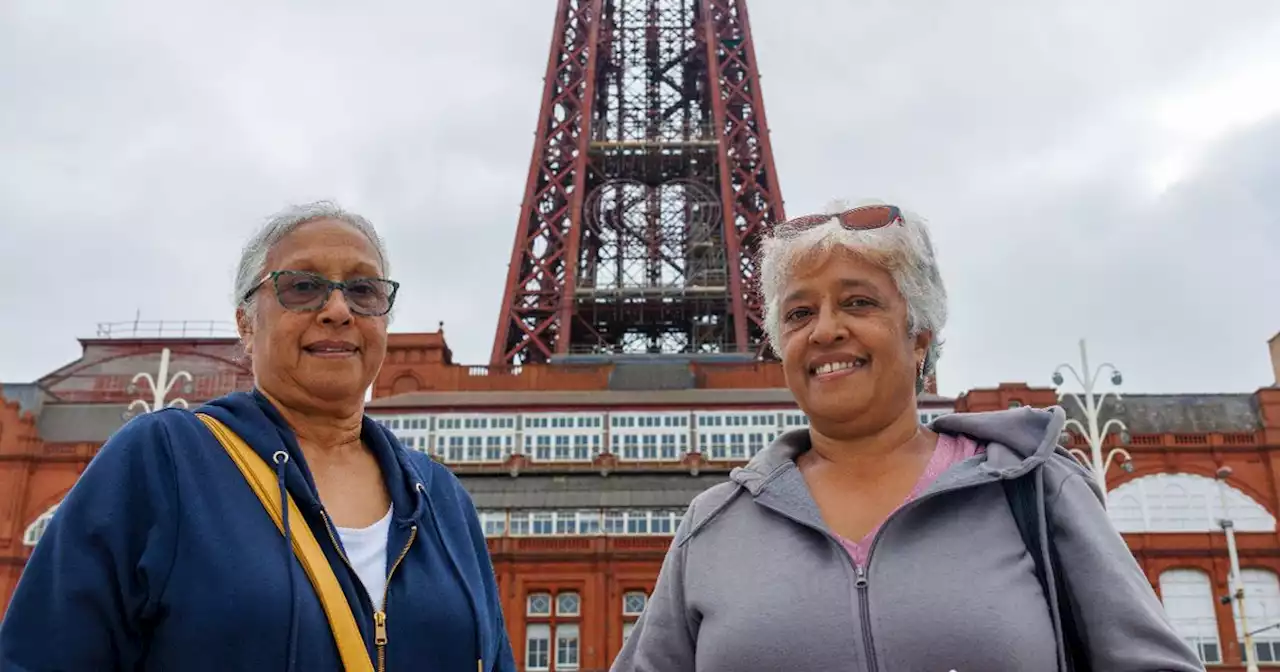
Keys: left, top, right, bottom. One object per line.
{"left": 808, "top": 304, "right": 846, "bottom": 346}
{"left": 318, "top": 287, "right": 354, "bottom": 325}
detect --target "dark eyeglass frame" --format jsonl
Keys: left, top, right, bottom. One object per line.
{"left": 774, "top": 204, "right": 904, "bottom": 235}
{"left": 242, "top": 270, "right": 400, "bottom": 317}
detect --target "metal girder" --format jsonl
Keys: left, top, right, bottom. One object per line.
{"left": 492, "top": 0, "right": 784, "bottom": 365}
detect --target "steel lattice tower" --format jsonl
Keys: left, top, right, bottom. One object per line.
{"left": 491, "top": 0, "right": 785, "bottom": 365}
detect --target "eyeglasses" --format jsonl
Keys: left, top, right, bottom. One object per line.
{"left": 774, "top": 204, "right": 904, "bottom": 235}
{"left": 242, "top": 270, "right": 400, "bottom": 317}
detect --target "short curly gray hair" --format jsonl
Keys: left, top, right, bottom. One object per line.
{"left": 759, "top": 199, "right": 948, "bottom": 394}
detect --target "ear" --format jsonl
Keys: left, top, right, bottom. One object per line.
{"left": 235, "top": 306, "right": 254, "bottom": 345}
{"left": 912, "top": 330, "right": 932, "bottom": 364}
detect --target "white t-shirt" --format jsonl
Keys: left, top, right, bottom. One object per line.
{"left": 334, "top": 506, "right": 394, "bottom": 612}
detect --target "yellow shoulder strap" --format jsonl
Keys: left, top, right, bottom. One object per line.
{"left": 196, "top": 413, "right": 375, "bottom": 672}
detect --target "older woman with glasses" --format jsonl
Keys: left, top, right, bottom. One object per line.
{"left": 611, "top": 202, "right": 1203, "bottom": 672}
{"left": 1, "top": 202, "right": 516, "bottom": 672}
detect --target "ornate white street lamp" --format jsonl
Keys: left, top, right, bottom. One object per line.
{"left": 1052, "top": 339, "right": 1134, "bottom": 503}
{"left": 1216, "top": 466, "right": 1260, "bottom": 672}
{"left": 123, "top": 347, "right": 194, "bottom": 419}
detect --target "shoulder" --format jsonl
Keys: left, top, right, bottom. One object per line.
{"left": 89, "top": 408, "right": 195, "bottom": 470}
{"left": 1039, "top": 447, "right": 1105, "bottom": 505}
{"left": 676, "top": 481, "right": 745, "bottom": 547}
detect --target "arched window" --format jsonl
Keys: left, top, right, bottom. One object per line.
{"left": 1159, "top": 569, "right": 1222, "bottom": 664}
{"left": 1109, "top": 474, "right": 1275, "bottom": 533}
{"left": 1234, "top": 569, "right": 1280, "bottom": 662}
{"left": 23, "top": 502, "right": 60, "bottom": 547}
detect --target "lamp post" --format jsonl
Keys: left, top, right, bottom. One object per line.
{"left": 1052, "top": 339, "right": 1134, "bottom": 503}
{"left": 123, "top": 347, "right": 194, "bottom": 419}
{"left": 1216, "top": 466, "right": 1260, "bottom": 672}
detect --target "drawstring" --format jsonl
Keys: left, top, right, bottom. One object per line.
{"left": 273, "top": 450, "right": 300, "bottom": 672}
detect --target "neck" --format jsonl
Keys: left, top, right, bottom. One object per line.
{"left": 804, "top": 402, "right": 929, "bottom": 479}
{"left": 258, "top": 387, "right": 364, "bottom": 455}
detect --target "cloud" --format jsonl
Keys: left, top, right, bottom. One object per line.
{"left": 1, "top": 0, "right": 1277, "bottom": 397}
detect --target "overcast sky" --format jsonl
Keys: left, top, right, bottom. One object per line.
{"left": 2, "top": 0, "right": 1278, "bottom": 397}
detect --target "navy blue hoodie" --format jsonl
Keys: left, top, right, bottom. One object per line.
{"left": 0, "top": 390, "right": 517, "bottom": 672}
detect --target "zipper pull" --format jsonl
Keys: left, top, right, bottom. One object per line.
{"left": 477, "top": 659, "right": 483, "bottom": 672}
{"left": 854, "top": 564, "right": 868, "bottom": 588}
{"left": 375, "top": 610, "right": 388, "bottom": 645}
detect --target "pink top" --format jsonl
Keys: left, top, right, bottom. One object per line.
{"left": 837, "top": 433, "right": 984, "bottom": 567}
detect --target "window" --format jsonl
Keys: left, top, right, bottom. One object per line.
{"left": 706, "top": 434, "right": 727, "bottom": 459}
{"left": 1109, "top": 474, "right": 1276, "bottom": 533}
{"left": 621, "top": 590, "right": 647, "bottom": 649}
{"left": 528, "top": 593, "right": 553, "bottom": 616}
{"left": 623, "top": 591, "right": 647, "bottom": 616}
{"left": 526, "top": 623, "right": 550, "bottom": 670}
{"left": 479, "top": 508, "right": 684, "bottom": 537}
{"left": 660, "top": 434, "right": 681, "bottom": 460}
{"left": 555, "top": 623, "right": 580, "bottom": 670}
{"left": 1234, "top": 569, "right": 1280, "bottom": 663}
{"left": 466, "top": 436, "right": 483, "bottom": 461}
{"left": 532, "top": 435, "right": 552, "bottom": 461}
{"left": 1159, "top": 570, "right": 1222, "bottom": 664}
{"left": 23, "top": 503, "right": 60, "bottom": 547}
{"left": 484, "top": 436, "right": 510, "bottom": 461}
{"left": 641, "top": 435, "right": 658, "bottom": 460}
{"left": 479, "top": 511, "right": 507, "bottom": 537}
{"left": 527, "top": 591, "right": 580, "bottom": 671}
{"left": 557, "top": 592, "right": 580, "bottom": 616}
{"left": 446, "top": 436, "right": 464, "bottom": 462}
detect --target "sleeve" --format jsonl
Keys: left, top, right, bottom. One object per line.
{"left": 1048, "top": 467, "right": 1206, "bottom": 671}
{"left": 610, "top": 501, "right": 698, "bottom": 672}
{"left": 453, "top": 479, "right": 518, "bottom": 672}
{"left": 0, "top": 413, "right": 180, "bottom": 672}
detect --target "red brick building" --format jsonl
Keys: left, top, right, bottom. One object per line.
{"left": 3, "top": 322, "right": 1279, "bottom": 670}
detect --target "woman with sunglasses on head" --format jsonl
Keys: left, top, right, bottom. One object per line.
{"left": 611, "top": 201, "right": 1203, "bottom": 672}
{"left": 0, "top": 202, "right": 517, "bottom": 672}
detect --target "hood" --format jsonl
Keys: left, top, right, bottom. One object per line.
{"left": 730, "top": 405, "right": 1068, "bottom": 495}
{"left": 194, "top": 389, "right": 437, "bottom": 672}
{"left": 197, "top": 389, "right": 429, "bottom": 523}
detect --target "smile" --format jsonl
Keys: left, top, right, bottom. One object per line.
{"left": 303, "top": 341, "right": 359, "bottom": 357}
{"left": 809, "top": 357, "right": 868, "bottom": 378}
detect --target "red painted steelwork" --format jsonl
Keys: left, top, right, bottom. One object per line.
{"left": 492, "top": 0, "right": 785, "bottom": 365}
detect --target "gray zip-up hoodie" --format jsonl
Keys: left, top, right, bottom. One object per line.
{"left": 611, "top": 406, "right": 1205, "bottom": 672}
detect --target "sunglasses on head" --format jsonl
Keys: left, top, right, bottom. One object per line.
{"left": 774, "top": 204, "right": 904, "bottom": 235}
{"left": 242, "top": 270, "right": 399, "bottom": 317}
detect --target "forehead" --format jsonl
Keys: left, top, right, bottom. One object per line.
{"left": 267, "top": 218, "right": 382, "bottom": 276}
{"left": 784, "top": 245, "right": 896, "bottom": 295}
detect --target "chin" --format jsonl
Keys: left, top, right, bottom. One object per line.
{"left": 298, "top": 377, "right": 367, "bottom": 405}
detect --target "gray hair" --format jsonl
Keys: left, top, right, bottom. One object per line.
{"left": 759, "top": 199, "right": 947, "bottom": 394}
{"left": 233, "top": 201, "right": 391, "bottom": 319}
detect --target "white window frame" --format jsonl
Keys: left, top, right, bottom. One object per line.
{"left": 525, "top": 623, "right": 551, "bottom": 671}
{"left": 23, "top": 503, "right": 60, "bottom": 547}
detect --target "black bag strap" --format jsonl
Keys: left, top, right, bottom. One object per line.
{"left": 1003, "top": 471, "right": 1090, "bottom": 672}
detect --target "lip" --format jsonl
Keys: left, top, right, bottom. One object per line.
{"left": 303, "top": 340, "right": 359, "bottom": 357}
{"left": 806, "top": 352, "right": 869, "bottom": 380}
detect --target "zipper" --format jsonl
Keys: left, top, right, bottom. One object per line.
{"left": 755, "top": 472, "right": 997, "bottom": 672}
{"left": 375, "top": 525, "right": 417, "bottom": 672}
{"left": 320, "top": 511, "right": 418, "bottom": 672}
{"left": 854, "top": 565, "right": 876, "bottom": 672}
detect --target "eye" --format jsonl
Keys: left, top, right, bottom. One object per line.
{"left": 843, "top": 296, "right": 876, "bottom": 309}
{"left": 783, "top": 307, "right": 812, "bottom": 323}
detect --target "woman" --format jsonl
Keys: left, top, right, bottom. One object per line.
{"left": 611, "top": 202, "right": 1203, "bottom": 671}
{"left": 0, "top": 202, "right": 516, "bottom": 672}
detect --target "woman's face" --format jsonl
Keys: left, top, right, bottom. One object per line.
{"left": 239, "top": 218, "right": 389, "bottom": 411}
{"left": 776, "top": 245, "right": 928, "bottom": 434}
